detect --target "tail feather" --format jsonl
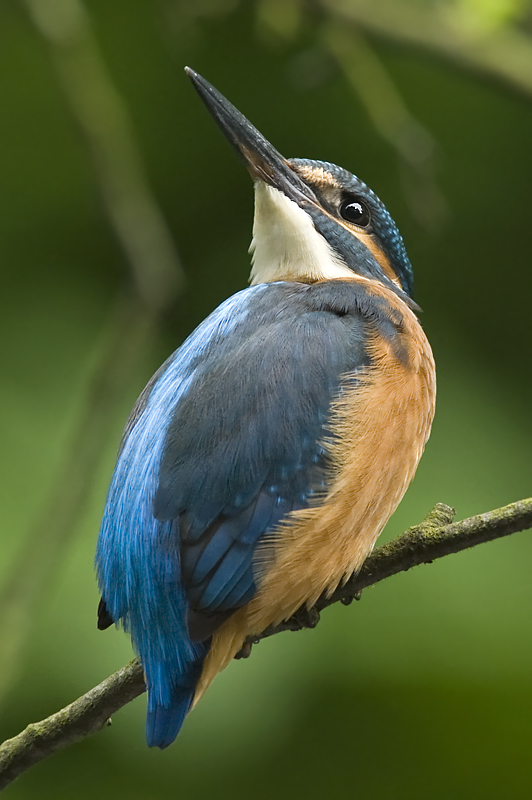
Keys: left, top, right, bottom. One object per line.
{"left": 145, "top": 644, "right": 209, "bottom": 749}
{"left": 146, "top": 686, "right": 195, "bottom": 749}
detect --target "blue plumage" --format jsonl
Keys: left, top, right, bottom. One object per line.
{"left": 145, "top": 644, "right": 208, "bottom": 748}
{"left": 96, "top": 288, "right": 268, "bottom": 742}
{"left": 95, "top": 69, "right": 431, "bottom": 749}
{"left": 95, "top": 278, "right": 394, "bottom": 746}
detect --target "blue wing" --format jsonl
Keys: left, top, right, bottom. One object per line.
{"left": 154, "top": 291, "right": 368, "bottom": 623}
{"left": 96, "top": 279, "right": 382, "bottom": 747}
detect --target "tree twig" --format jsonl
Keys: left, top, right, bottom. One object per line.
{"left": 0, "top": 0, "right": 184, "bottom": 701}
{"left": 0, "top": 660, "right": 145, "bottom": 791}
{"left": 1, "top": 497, "right": 531, "bottom": 789}
{"left": 23, "top": 0, "right": 184, "bottom": 308}
{"left": 321, "top": 21, "right": 447, "bottom": 231}
{"left": 320, "top": 0, "right": 532, "bottom": 102}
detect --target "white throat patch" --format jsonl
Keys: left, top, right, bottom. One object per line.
{"left": 248, "top": 182, "right": 353, "bottom": 285}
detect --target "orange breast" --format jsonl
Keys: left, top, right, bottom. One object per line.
{"left": 194, "top": 277, "right": 436, "bottom": 704}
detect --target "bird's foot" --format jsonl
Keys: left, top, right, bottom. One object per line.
{"left": 235, "top": 635, "right": 261, "bottom": 659}
{"left": 340, "top": 590, "right": 362, "bottom": 605}
{"left": 286, "top": 605, "right": 320, "bottom": 631}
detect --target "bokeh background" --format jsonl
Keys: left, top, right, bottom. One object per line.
{"left": 1, "top": 0, "right": 531, "bottom": 797}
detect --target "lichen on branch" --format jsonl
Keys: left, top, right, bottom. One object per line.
{"left": 1, "top": 497, "right": 531, "bottom": 790}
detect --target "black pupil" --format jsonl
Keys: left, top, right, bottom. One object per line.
{"left": 340, "top": 199, "right": 369, "bottom": 227}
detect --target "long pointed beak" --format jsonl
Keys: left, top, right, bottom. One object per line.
{"left": 185, "top": 68, "right": 317, "bottom": 207}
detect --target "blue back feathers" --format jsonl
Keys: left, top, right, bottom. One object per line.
{"left": 95, "top": 278, "right": 408, "bottom": 747}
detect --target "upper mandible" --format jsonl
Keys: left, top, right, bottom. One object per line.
{"left": 185, "top": 67, "right": 415, "bottom": 298}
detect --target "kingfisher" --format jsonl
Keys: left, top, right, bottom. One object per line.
{"left": 95, "top": 68, "right": 436, "bottom": 749}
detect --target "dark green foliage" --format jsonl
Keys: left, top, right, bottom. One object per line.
{"left": 0, "top": 0, "right": 531, "bottom": 796}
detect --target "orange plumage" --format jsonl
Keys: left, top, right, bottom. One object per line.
{"left": 96, "top": 70, "right": 436, "bottom": 748}
{"left": 194, "top": 276, "right": 435, "bottom": 704}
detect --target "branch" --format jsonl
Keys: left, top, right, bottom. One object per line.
{"left": 321, "top": 21, "right": 447, "bottom": 231}
{"left": 0, "top": 0, "right": 184, "bottom": 701}
{"left": 0, "top": 660, "right": 145, "bottom": 790}
{"left": 1, "top": 497, "right": 531, "bottom": 788}
{"left": 320, "top": 0, "right": 532, "bottom": 102}
{"left": 23, "top": 0, "right": 184, "bottom": 308}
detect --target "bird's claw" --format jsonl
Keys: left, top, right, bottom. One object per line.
{"left": 341, "top": 590, "right": 362, "bottom": 605}
{"left": 235, "top": 635, "right": 261, "bottom": 659}
{"left": 288, "top": 605, "right": 320, "bottom": 631}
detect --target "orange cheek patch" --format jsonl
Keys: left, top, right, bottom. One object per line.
{"left": 353, "top": 230, "right": 402, "bottom": 289}
{"left": 288, "top": 166, "right": 402, "bottom": 288}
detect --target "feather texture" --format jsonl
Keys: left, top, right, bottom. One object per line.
{"left": 95, "top": 83, "right": 435, "bottom": 748}
{"left": 96, "top": 278, "right": 397, "bottom": 746}
{"left": 193, "top": 276, "right": 436, "bottom": 705}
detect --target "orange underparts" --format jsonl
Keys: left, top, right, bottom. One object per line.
{"left": 193, "top": 275, "right": 436, "bottom": 705}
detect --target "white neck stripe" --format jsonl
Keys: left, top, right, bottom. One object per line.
{"left": 249, "top": 182, "right": 354, "bottom": 285}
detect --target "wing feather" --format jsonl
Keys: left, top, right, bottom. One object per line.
{"left": 152, "top": 282, "right": 371, "bottom": 623}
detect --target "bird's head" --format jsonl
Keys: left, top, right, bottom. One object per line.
{"left": 185, "top": 68, "right": 414, "bottom": 301}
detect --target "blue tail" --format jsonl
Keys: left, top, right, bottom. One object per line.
{"left": 146, "top": 686, "right": 196, "bottom": 749}
{"left": 145, "top": 648, "right": 208, "bottom": 749}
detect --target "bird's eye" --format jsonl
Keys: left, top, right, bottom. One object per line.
{"left": 339, "top": 198, "right": 370, "bottom": 227}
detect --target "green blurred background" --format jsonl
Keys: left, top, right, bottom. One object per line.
{"left": 1, "top": 0, "right": 531, "bottom": 797}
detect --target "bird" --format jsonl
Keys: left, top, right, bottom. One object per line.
{"left": 95, "top": 67, "right": 436, "bottom": 750}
